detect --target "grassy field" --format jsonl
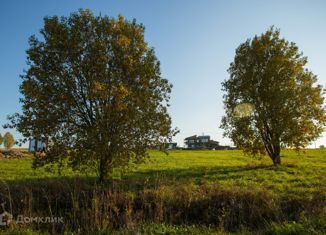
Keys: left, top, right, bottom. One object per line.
{"left": 134, "top": 149, "right": 326, "bottom": 195}
{"left": 1, "top": 149, "right": 325, "bottom": 195}
{"left": 0, "top": 149, "right": 325, "bottom": 234}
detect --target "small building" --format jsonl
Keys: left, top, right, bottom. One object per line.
{"left": 184, "top": 135, "right": 235, "bottom": 150}
{"left": 184, "top": 135, "right": 219, "bottom": 150}
{"left": 156, "top": 142, "right": 178, "bottom": 150}
{"left": 165, "top": 142, "right": 178, "bottom": 150}
{"left": 28, "top": 138, "right": 47, "bottom": 152}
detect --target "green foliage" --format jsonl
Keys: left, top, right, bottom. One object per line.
{"left": 7, "top": 9, "right": 175, "bottom": 181}
{"left": 221, "top": 27, "right": 326, "bottom": 165}
{"left": 0, "top": 133, "right": 3, "bottom": 146}
{"left": 3, "top": 132, "right": 15, "bottom": 149}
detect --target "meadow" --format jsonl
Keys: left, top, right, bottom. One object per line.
{"left": 0, "top": 149, "right": 325, "bottom": 234}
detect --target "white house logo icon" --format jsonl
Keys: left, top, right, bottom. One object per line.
{"left": 0, "top": 203, "right": 13, "bottom": 226}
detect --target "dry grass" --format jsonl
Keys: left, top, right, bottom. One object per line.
{"left": 0, "top": 177, "right": 325, "bottom": 234}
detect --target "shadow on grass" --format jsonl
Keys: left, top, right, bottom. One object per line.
{"left": 126, "top": 163, "right": 277, "bottom": 183}
{"left": 1, "top": 163, "right": 285, "bottom": 192}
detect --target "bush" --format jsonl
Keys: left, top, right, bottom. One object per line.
{"left": 0, "top": 149, "right": 31, "bottom": 158}
{"left": 3, "top": 132, "right": 15, "bottom": 149}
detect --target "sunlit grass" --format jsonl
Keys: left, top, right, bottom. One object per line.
{"left": 1, "top": 149, "right": 325, "bottom": 196}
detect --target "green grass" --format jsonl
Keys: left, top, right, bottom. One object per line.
{"left": 132, "top": 149, "right": 326, "bottom": 196}
{"left": 0, "top": 149, "right": 325, "bottom": 234}
{"left": 1, "top": 149, "right": 325, "bottom": 196}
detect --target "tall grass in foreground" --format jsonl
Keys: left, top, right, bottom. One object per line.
{"left": 0, "top": 177, "right": 325, "bottom": 234}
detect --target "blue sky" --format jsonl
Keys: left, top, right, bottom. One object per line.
{"left": 0, "top": 0, "right": 325, "bottom": 147}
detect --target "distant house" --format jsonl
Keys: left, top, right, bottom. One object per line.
{"left": 184, "top": 135, "right": 219, "bottom": 150}
{"left": 184, "top": 135, "right": 235, "bottom": 150}
{"left": 28, "top": 138, "right": 47, "bottom": 152}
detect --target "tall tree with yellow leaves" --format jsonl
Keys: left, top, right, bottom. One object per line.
{"left": 221, "top": 27, "right": 326, "bottom": 165}
{"left": 7, "top": 10, "right": 176, "bottom": 181}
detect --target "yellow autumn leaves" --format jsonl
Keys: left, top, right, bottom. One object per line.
{"left": 92, "top": 81, "right": 129, "bottom": 111}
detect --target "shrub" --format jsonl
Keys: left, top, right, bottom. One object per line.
{"left": 3, "top": 132, "right": 15, "bottom": 149}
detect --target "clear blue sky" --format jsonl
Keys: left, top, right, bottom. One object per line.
{"left": 0, "top": 0, "right": 325, "bottom": 147}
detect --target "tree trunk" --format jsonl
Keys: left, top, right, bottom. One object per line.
{"left": 99, "top": 156, "right": 108, "bottom": 183}
{"left": 272, "top": 154, "right": 281, "bottom": 166}
{"left": 264, "top": 141, "right": 281, "bottom": 166}
{"left": 98, "top": 152, "right": 114, "bottom": 183}
{"left": 272, "top": 142, "right": 281, "bottom": 166}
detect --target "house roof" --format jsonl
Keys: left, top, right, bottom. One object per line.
{"left": 198, "top": 135, "right": 210, "bottom": 139}
{"left": 184, "top": 135, "right": 197, "bottom": 140}
{"left": 185, "top": 135, "right": 211, "bottom": 140}
{"left": 209, "top": 140, "right": 219, "bottom": 144}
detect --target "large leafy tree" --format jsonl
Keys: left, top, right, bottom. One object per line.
{"left": 8, "top": 10, "right": 175, "bottom": 181}
{"left": 0, "top": 133, "right": 3, "bottom": 147}
{"left": 221, "top": 27, "right": 326, "bottom": 165}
